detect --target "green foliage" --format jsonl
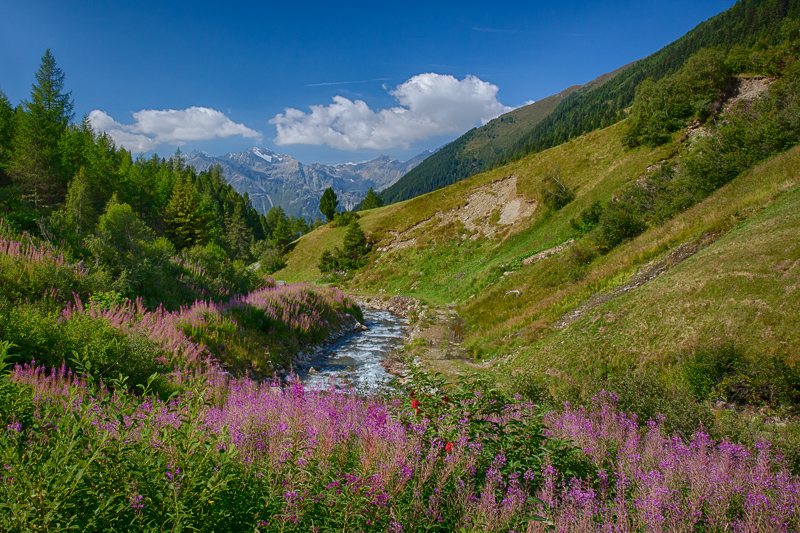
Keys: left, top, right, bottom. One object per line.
{"left": 270, "top": 216, "right": 295, "bottom": 250}
{"left": 0, "top": 300, "right": 169, "bottom": 389}
{"left": 58, "top": 167, "right": 96, "bottom": 236}
{"left": 0, "top": 90, "right": 15, "bottom": 182}
{"left": 500, "top": 0, "right": 800, "bottom": 163}
{"left": 360, "top": 186, "right": 384, "bottom": 210}
{"left": 683, "top": 61, "right": 800, "bottom": 194}
{"left": 539, "top": 167, "right": 575, "bottom": 210}
{"left": 593, "top": 202, "right": 647, "bottom": 252}
{"left": 256, "top": 244, "right": 287, "bottom": 275}
{"left": 87, "top": 197, "right": 156, "bottom": 274}
{"left": 331, "top": 210, "right": 359, "bottom": 228}
{"left": 318, "top": 220, "right": 370, "bottom": 274}
{"left": 400, "top": 367, "right": 596, "bottom": 489}
{"left": 569, "top": 201, "right": 604, "bottom": 233}
{"left": 165, "top": 176, "right": 212, "bottom": 249}
{"left": 682, "top": 341, "right": 800, "bottom": 406}
{"left": 223, "top": 202, "right": 253, "bottom": 261}
{"left": 602, "top": 371, "right": 713, "bottom": 439}
{"left": 0, "top": 341, "right": 34, "bottom": 433}
{"left": 624, "top": 49, "right": 731, "bottom": 146}
{"left": 9, "top": 49, "right": 74, "bottom": 207}
{"left": 319, "top": 187, "right": 338, "bottom": 222}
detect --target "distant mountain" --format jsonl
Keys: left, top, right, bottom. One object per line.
{"left": 380, "top": 63, "right": 633, "bottom": 205}
{"left": 184, "top": 148, "right": 431, "bottom": 219}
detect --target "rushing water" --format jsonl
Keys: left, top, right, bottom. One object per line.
{"left": 297, "top": 308, "right": 408, "bottom": 389}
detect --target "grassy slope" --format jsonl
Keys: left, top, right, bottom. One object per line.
{"left": 278, "top": 118, "right": 800, "bottom": 384}
{"left": 518, "top": 149, "right": 800, "bottom": 380}
{"left": 379, "top": 63, "right": 635, "bottom": 205}
{"left": 276, "top": 120, "right": 669, "bottom": 285}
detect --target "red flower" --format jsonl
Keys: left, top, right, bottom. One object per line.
{"left": 445, "top": 442, "right": 453, "bottom": 452}
{"left": 411, "top": 399, "right": 421, "bottom": 413}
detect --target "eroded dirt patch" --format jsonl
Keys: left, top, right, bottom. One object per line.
{"left": 378, "top": 175, "right": 537, "bottom": 253}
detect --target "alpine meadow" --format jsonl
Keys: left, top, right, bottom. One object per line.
{"left": 3, "top": 0, "right": 800, "bottom": 531}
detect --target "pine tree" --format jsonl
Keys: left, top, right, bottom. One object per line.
{"left": 319, "top": 187, "right": 338, "bottom": 222}
{"left": 0, "top": 90, "right": 15, "bottom": 184}
{"left": 10, "top": 49, "right": 74, "bottom": 206}
{"left": 360, "top": 187, "right": 384, "bottom": 210}
{"left": 271, "top": 216, "right": 295, "bottom": 250}
{"left": 224, "top": 202, "right": 253, "bottom": 261}
{"left": 165, "top": 177, "right": 211, "bottom": 249}
{"left": 342, "top": 220, "right": 367, "bottom": 264}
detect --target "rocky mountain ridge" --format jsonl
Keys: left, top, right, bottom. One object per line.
{"left": 184, "top": 148, "right": 431, "bottom": 220}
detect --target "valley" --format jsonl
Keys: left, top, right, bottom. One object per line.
{"left": 3, "top": 0, "right": 800, "bottom": 530}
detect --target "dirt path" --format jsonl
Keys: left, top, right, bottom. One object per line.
{"left": 554, "top": 231, "right": 722, "bottom": 329}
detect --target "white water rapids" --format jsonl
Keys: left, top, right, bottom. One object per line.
{"left": 296, "top": 308, "right": 408, "bottom": 389}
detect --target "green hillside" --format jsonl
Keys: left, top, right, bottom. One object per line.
{"left": 381, "top": 0, "right": 800, "bottom": 206}
{"left": 380, "top": 63, "right": 634, "bottom": 205}
{"left": 277, "top": 37, "right": 800, "bottom": 463}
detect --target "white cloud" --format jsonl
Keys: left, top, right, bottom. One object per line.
{"left": 89, "top": 107, "right": 261, "bottom": 154}
{"left": 270, "top": 73, "right": 513, "bottom": 150}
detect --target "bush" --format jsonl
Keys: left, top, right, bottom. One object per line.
{"left": 257, "top": 246, "right": 286, "bottom": 274}
{"left": 539, "top": 168, "right": 574, "bottom": 210}
{"left": 593, "top": 203, "right": 646, "bottom": 252}
{"left": 569, "top": 201, "right": 603, "bottom": 233}
{"left": 683, "top": 341, "right": 800, "bottom": 406}
{"left": 603, "top": 370, "right": 712, "bottom": 439}
{"left": 331, "top": 210, "right": 360, "bottom": 228}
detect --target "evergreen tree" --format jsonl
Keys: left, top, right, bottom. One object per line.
{"left": 165, "top": 177, "right": 211, "bottom": 249}
{"left": 360, "top": 187, "right": 384, "bottom": 210}
{"left": 264, "top": 205, "right": 287, "bottom": 238}
{"left": 58, "top": 116, "right": 95, "bottom": 186}
{"left": 0, "top": 90, "right": 14, "bottom": 184}
{"left": 9, "top": 49, "right": 74, "bottom": 206}
{"left": 271, "top": 216, "right": 295, "bottom": 250}
{"left": 342, "top": 219, "right": 367, "bottom": 264}
{"left": 319, "top": 187, "right": 338, "bottom": 222}
{"left": 224, "top": 202, "right": 253, "bottom": 261}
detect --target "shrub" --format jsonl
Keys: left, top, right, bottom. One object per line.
{"left": 603, "top": 370, "right": 712, "bottom": 439}
{"left": 593, "top": 203, "right": 646, "bottom": 253}
{"left": 539, "top": 168, "right": 574, "bottom": 210}
{"left": 569, "top": 201, "right": 603, "bottom": 233}
{"left": 257, "top": 246, "right": 286, "bottom": 274}
{"left": 331, "top": 210, "right": 360, "bottom": 228}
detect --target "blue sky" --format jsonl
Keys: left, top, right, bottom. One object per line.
{"left": 1, "top": 0, "right": 735, "bottom": 164}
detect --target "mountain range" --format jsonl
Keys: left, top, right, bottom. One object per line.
{"left": 183, "top": 148, "right": 432, "bottom": 220}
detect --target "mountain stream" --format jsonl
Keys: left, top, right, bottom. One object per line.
{"left": 296, "top": 308, "right": 408, "bottom": 389}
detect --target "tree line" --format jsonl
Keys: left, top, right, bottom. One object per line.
{"left": 0, "top": 50, "right": 314, "bottom": 299}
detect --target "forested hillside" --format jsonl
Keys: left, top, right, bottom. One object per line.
{"left": 497, "top": 0, "right": 800, "bottom": 163}
{"left": 0, "top": 51, "right": 317, "bottom": 299}
{"left": 380, "top": 0, "right": 800, "bottom": 206}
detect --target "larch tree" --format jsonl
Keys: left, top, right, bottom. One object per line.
{"left": 10, "top": 49, "right": 74, "bottom": 206}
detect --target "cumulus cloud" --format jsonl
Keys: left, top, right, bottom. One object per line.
{"left": 89, "top": 107, "right": 261, "bottom": 153}
{"left": 270, "top": 73, "right": 513, "bottom": 150}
